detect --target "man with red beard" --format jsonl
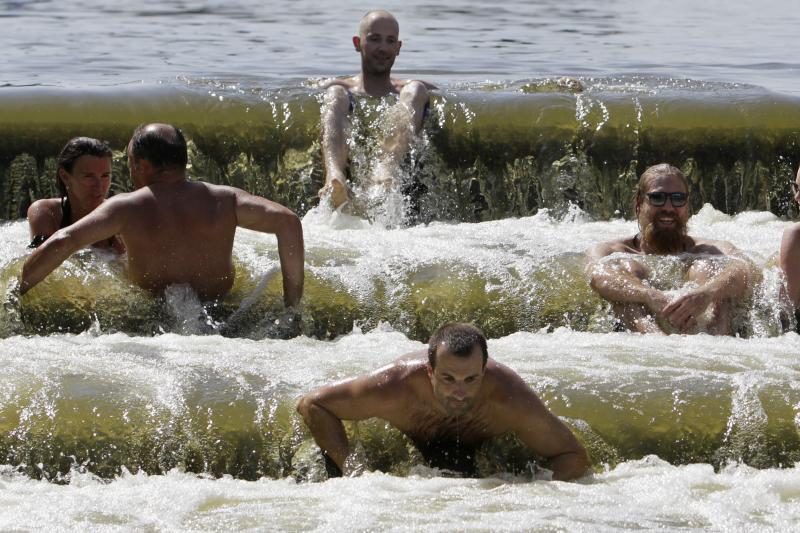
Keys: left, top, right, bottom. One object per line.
{"left": 318, "top": 10, "right": 436, "bottom": 208}
{"left": 587, "top": 163, "right": 755, "bottom": 335}
{"left": 297, "top": 323, "right": 589, "bottom": 480}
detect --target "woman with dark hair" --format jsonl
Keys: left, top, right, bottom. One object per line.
{"left": 26, "top": 137, "right": 124, "bottom": 252}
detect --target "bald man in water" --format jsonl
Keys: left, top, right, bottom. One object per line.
{"left": 21, "top": 123, "right": 304, "bottom": 307}
{"left": 319, "top": 10, "right": 436, "bottom": 208}
{"left": 297, "top": 323, "right": 590, "bottom": 481}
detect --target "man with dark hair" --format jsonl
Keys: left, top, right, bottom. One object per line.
{"left": 587, "top": 163, "right": 755, "bottom": 334}
{"left": 21, "top": 123, "right": 304, "bottom": 307}
{"left": 297, "top": 323, "right": 589, "bottom": 480}
{"left": 318, "top": 10, "right": 436, "bottom": 208}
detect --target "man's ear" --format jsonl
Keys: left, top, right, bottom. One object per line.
{"left": 397, "top": 40, "right": 402, "bottom": 55}
{"left": 352, "top": 36, "right": 361, "bottom": 52}
{"left": 426, "top": 363, "right": 433, "bottom": 379}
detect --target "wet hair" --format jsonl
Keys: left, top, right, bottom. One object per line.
{"left": 56, "top": 137, "right": 113, "bottom": 198}
{"left": 633, "top": 163, "right": 689, "bottom": 214}
{"left": 128, "top": 124, "right": 188, "bottom": 170}
{"left": 427, "top": 323, "right": 488, "bottom": 369}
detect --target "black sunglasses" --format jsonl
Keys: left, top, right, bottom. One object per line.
{"left": 646, "top": 192, "right": 688, "bottom": 207}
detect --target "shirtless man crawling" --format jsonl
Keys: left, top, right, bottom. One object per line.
{"left": 319, "top": 10, "right": 436, "bottom": 208}
{"left": 587, "top": 163, "right": 756, "bottom": 335}
{"left": 297, "top": 323, "right": 589, "bottom": 481}
{"left": 20, "top": 123, "right": 304, "bottom": 307}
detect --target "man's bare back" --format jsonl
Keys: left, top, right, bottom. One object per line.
{"left": 112, "top": 181, "right": 238, "bottom": 299}
{"left": 21, "top": 124, "right": 304, "bottom": 307}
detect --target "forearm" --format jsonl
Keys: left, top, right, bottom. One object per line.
{"left": 276, "top": 217, "right": 304, "bottom": 307}
{"left": 705, "top": 258, "right": 755, "bottom": 302}
{"left": 20, "top": 233, "right": 78, "bottom": 294}
{"left": 298, "top": 398, "right": 350, "bottom": 472}
{"left": 590, "top": 269, "right": 658, "bottom": 308}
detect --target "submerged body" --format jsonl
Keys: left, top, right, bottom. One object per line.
{"left": 21, "top": 124, "right": 304, "bottom": 306}
{"left": 319, "top": 10, "right": 434, "bottom": 208}
{"left": 298, "top": 324, "right": 589, "bottom": 480}
{"left": 588, "top": 164, "right": 756, "bottom": 335}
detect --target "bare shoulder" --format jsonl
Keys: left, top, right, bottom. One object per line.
{"left": 27, "top": 198, "right": 62, "bottom": 236}
{"left": 587, "top": 237, "right": 637, "bottom": 259}
{"left": 27, "top": 198, "right": 61, "bottom": 220}
{"left": 200, "top": 181, "right": 239, "bottom": 198}
{"left": 321, "top": 76, "right": 359, "bottom": 91}
{"left": 689, "top": 237, "right": 740, "bottom": 256}
{"left": 396, "top": 78, "right": 438, "bottom": 91}
{"left": 387, "top": 351, "right": 429, "bottom": 385}
{"left": 782, "top": 222, "right": 800, "bottom": 246}
{"left": 780, "top": 222, "right": 800, "bottom": 264}
{"left": 483, "top": 359, "right": 534, "bottom": 403}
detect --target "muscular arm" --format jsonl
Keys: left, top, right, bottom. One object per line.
{"left": 20, "top": 200, "right": 125, "bottom": 294}
{"left": 587, "top": 241, "right": 666, "bottom": 311}
{"left": 234, "top": 190, "right": 304, "bottom": 307}
{"left": 492, "top": 367, "right": 590, "bottom": 481}
{"left": 296, "top": 364, "right": 409, "bottom": 474}
{"left": 661, "top": 242, "right": 756, "bottom": 329}
{"left": 780, "top": 225, "right": 800, "bottom": 307}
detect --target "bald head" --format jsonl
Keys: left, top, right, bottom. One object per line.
{"left": 358, "top": 10, "right": 399, "bottom": 38}
{"left": 129, "top": 123, "right": 188, "bottom": 170}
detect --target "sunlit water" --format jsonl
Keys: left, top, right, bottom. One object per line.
{"left": 4, "top": 0, "right": 800, "bottom": 530}
{"left": 1, "top": 0, "right": 799, "bottom": 95}
{"left": 1, "top": 208, "right": 800, "bottom": 529}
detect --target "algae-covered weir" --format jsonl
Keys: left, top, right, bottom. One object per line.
{"left": 1, "top": 330, "right": 798, "bottom": 481}
{"left": 2, "top": 81, "right": 800, "bottom": 223}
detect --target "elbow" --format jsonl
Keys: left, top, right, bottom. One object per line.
{"left": 277, "top": 210, "right": 304, "bottom": 246}
{"left": 296, "top": 394, "right": 311, "bottom": 419}
{"left": 296, "top": 393, "right": 318, "bottom": 422}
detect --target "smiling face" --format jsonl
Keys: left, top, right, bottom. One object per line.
{"left": 58, "top": 155, "right": 112, "bottom": 210}
{"left": 427, "top": 345, "right": 486, "bottom": 416}
{"left": 636, "top": 170, "right": 690, "bottom": 254}
{"left": 354, "top": 12, "right": 401, "bottom": 75}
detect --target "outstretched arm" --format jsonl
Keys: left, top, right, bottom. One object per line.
{"left": 493, "top": 367, "right": 590, "bottom": 481}
{"left": 20, "top": 200, "right": 124, "bottom": 294}
{"left": 235, "top": 191, "right": 304, "bottom": 307}
{"left": 297, "top": 363, "right": 408, "bottom": 474}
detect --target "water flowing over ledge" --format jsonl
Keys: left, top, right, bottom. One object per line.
{"left": 0, "top": 330, "right": 798, "bottom": 482}
{"left": 1, "top": 79, "right": 799, "bottom": 223}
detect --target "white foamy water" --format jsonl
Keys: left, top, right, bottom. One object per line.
{"left": 1, "top": 206, "right": 799, "bottom": 530}
{"left": 0, "top": 458, "right": 798, "bottom": 531}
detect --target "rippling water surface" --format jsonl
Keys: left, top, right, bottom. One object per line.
{"left": 2, "top": 0, "right": 799, "bottom": 94}
{"left": 3, "top": 0, "right": 800, "bottom": 530}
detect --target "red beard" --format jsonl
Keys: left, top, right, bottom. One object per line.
{"left": 641, "top": 217, "right": 687, "bottom": 254}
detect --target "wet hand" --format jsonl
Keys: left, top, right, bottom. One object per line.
{"left": 662, "top": 289, "right": 712, "bottom": 332}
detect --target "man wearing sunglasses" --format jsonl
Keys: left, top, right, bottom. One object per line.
{"left": 587, "top": 163, "right": 756, "bottom": 335}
